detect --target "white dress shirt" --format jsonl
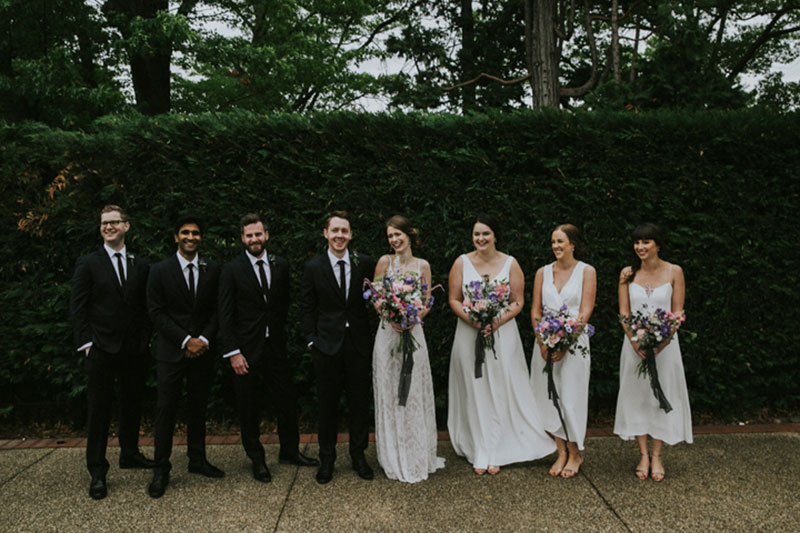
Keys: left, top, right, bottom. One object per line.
{"left": 176, "top": 252, "right": 209, "bottom": 349}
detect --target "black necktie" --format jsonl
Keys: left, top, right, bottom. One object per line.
{"left": 187, "top": 263, "right": 195, "bottom": 298}
{"left": 114, "top": 252, "right": 126, "bottom": 287}
{"left": 257, "top": 259, "right": 269, "bottom": 302}
{"left": 337, "top": 260, "right": 347, "bottom": 303}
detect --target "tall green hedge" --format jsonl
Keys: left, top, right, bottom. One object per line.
{"left": 1, "top": 109, "right": 798, "bottom": 425}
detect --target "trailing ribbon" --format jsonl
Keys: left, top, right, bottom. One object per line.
{"left": 397, "top": 329, "right": 414, "bottom": 406}
{"left": 474, "top": 322, "right": 497, "bottom": 379}
{"left": 545, "top": 351, "right": 570, "bottom": 442}
{"left": 644, "top": 348, "right": 673, "bottom": 413}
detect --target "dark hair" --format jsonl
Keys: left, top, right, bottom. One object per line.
{"left": 625, "top": 222, "right": 665, "bottom": 283}
{"left": 100, "top": 204, "right": 127, "bottom": 221}
{"left": 240, "top": 213, "right": 267, "bottom": 233}
{"left": 386, "top": 215, "right": 421, "bottom": 249}
{"left": 553, "top": 223, "right": 586, "bottom": 260}
{"left": 472, "top": 213, "right": 502, "bottom": 244}
{"left": 325, "top": 210, "right": 351, "bottom": 229}
{"left": 174, "top": 214, "right": 204, "bottom": 236}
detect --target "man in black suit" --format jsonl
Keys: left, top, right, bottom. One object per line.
{"left": 219, "top": 213, "right": 318, "bottom": 482}
{"left": 69, "top": 204, "right": 155, "bottom": 500}
{"left": 300, "top": 210, "right": 376, "bottom": 484}
{"left": 145, "top": 215, "right": 225, "bottom": 498}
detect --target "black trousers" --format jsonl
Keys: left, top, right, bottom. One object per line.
{"left": 153, "top": 354, "right": 214, "bottom": 474}
{"left": 313, "top": 330, "right": 370, "bottom": 463}
{"left": 85, "top": 345, "right": 148, "bottom": 478}
{"left": 232, "top": 338, "right": 300, "bottom": 464}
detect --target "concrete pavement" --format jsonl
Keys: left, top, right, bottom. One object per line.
{"left": 1, "top": 432, "right": 799, "bottom": 532}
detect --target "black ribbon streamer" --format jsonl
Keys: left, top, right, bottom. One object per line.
{"left": 644, "top": 348, "right": 673, "bottom": 413}
{"left": 397, "top": 329, "right": 414, "bottom": 406}
{"left": 474, "top": 322, "right": 497, "bottom": 379}
{"left": 545, "top": 352, "right": 570, "bottom": 442}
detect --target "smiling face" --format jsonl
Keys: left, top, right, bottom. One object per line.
{"left": 99, "top": 210, "right": 129, "bottom": 249}
{"left": 633, "top": 239, "right": 659, "bottom": 261}
{"left": 324, "top": 216, "right": 352, "bottom": 257}
{"left": 551, "top": 229, "right": 574, "bottom": 261}
{"left": 241, "top": 221, "right": 268, "bottom": 257}
{"left": 175, "top": 223, "right": 202, "bottom": 260}
{"left": 472, "top": 222, "right": 496, "bottom": 252}
{"left": 386, "top": 225, "right": 410, "bottom": 254}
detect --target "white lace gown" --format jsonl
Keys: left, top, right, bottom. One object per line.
{"left": 447, "top": 255, "right": 557, "bottom": 469}
{"left": 613, "top": 280, "right": 693, "bottom": 445}
{"left": 530, "top": 262, "right": 591, "bottom": 450}
{"left": 372, "top": 259, "right": 445, "bottom": 483}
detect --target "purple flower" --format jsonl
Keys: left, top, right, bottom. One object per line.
{"left": 363, "top": 289, "right": 372, "bottom": 300}
{"left": 585, "top": 324, "right": 595, "bottom": 337}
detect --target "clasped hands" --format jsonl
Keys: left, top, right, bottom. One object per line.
{"left": 185, "top": 337, "right": 208, "bottom": 359}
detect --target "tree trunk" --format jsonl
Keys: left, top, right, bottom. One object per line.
{"left": 527, "top": 0, "right": 560, "bottom": 109}
{"left": 459, "top": 0, "right": 476, "bottom": 112}
{"left": 104, "top": 0, "right": 171, "bottom": 115}
{"left": 611, "top": 0, "right": 620, "bottom": 82}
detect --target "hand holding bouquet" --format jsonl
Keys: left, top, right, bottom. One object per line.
{"left": 462, "top": 275, "right": 511, "bottom": 378}
{"left": 620, "top": 305, "right": 685, "bottom": 413}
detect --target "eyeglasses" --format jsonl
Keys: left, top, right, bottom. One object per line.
{"left": 101, "top": 220, "right": 126, "bottom": 227}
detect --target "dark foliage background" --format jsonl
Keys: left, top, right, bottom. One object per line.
{"left": 1, "top": 109, "right": 798, "bottom": 428}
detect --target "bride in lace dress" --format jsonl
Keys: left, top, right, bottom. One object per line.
{"left": 371, "top": 215, "right": 445, "bottom": 483}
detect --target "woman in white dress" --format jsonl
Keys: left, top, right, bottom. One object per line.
{"left": 614, "top": 223, "right": 692, "bottom": 482}
{"left": 447, "top": 214, "right": 556, "bottom": 475}
{"left": 530, "top": 224, "right": 596, "bottom": 478}
{"left": 371, "top": 215, "right": 445, "bottom": 482}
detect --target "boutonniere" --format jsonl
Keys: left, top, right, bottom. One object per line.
{"left": 127, "top": 253, "right": 136, "bottom": 265}
{"left": 198, "top": 258, "right": 208, "bottom": 273}
{"left": 268, "top": 253, "right": 276, "bottom": 264}
{"left": 350, "top": 251, "right": 360, "bottom": 267}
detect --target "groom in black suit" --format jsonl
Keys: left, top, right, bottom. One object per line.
{"left": 69, "top": 205, "right": 155, "bottom": 500}
{"left": 300, "top": 210, "right": 376, "bottom": 484}
{"left": 218, "top": 213, "right": 318, "bottom": 483}
{"left": 145, "top": 215, "right": 225, "bottom": 498}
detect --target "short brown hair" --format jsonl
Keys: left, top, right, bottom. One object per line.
{"left": 101, "top": 204, "right": 128, "bottom": 221}
{"left": 325, "top": 210, "right": 351, "bottom": 229}
{"left": 386, "top": 215, "right": 421, "bottom": 248}
{"left": 240, "top": 213, "right": 267, "bottom": 233}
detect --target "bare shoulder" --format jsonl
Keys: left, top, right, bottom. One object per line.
{"left": 670, "top": 263, "right": 684, "bottom": 279}
{"left": 583, "top": 263, "right": 597, "bottom": 276}
{"left": 377, "top": 254, "right": 392, "bottom": 268}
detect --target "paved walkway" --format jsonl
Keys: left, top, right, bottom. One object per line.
{"left": 2, "top": 427, "right": 799, "bottom": 532}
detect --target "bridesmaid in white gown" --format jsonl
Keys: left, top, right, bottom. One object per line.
{"left": 371, "top": 215, "right": 444, "bottom": 482}
{"left": 447, "top": 214, "right": 556, "bottom": 475}
{"left": 614, "top": 223, "right": 692, "bottom": 482}
{"left": 530, "top": 224, "right": 596, "bottom": 478}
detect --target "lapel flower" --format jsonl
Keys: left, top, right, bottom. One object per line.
{"left": 268, "top": 253, "right": 276, "bottom": 265}
{"left": 198, "top": 258, "right": 208, "bottom": 273}
{"left": 350, "top": 250, "right": 359, "bottom": 267}
{"left": 127, "top": 253, "right": 136, "bottom": 265}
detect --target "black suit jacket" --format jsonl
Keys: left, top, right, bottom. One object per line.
{"left": 147, "top": 254, "right": 220, "bottom": 363}
{"left": 299, "top": 250, "right": 375, "bottom": 357}
{"left": 218, "top": 252, "right": 290, "bottom": 363}
{"left": 69, "top": 247, "right": 150, "bottom": 354}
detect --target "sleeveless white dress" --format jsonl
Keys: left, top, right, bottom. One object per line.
{"left": 613, "top": 276, "right": 693, "bottom": 445}
{"left": 447, "top": 255, "right": 556, "bottom": 469}
{"left": 372, "top": 257, "right": 445, "bottom": 482}
{"left": 530, "top": 262, "right": 591, "bottom": 450}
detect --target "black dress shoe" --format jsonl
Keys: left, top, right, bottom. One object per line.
{"left": 119, "top": 452, "right": 157, "bottom": 469}
{"left": 351, "top": 456, "right": 374, "bottom": 480}
{"left": 148, "top": 472, "right": 169, "bottom": 499}
{"left": 315, "top": 461, "right": 334, "bottom": 485}
{"left": 251, "top": 462, "right": 272, "bottom": 483}
{"left": 188, "top": 460, "right": 225, "bottom": 478}
{"left": 279, "top": 451, "right": 320, "bottom": 467}
{"left": 89, "top": 477, "right": 107, "bottom": 500}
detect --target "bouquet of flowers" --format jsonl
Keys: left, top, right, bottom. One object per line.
{"left": 534, "top": 305, "right": 595, "bottom": 441}
{"left": 363, "top": 273, "right": 436, "bottom": 406}
{"left": 620, "top": 305, "right": 686, "bottom": 413}
{"left": 462, "top": 275, "right": 511, "bottom": 378}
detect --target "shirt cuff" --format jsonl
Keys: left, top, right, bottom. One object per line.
{"left": 198, "top": 335, "right": 209, "bottom": 346}
{"left": 222, "top": 349, "right": 240, "bottom": 359}
{"left": 77, "top": 342, "right": 92, "bottom": 352}
{"left": 180, "top": 335, "right": 191, "bottom": 349}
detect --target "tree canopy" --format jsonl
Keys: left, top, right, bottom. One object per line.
{"left": 1, "top": 0, "right": 799, "bottom": 126}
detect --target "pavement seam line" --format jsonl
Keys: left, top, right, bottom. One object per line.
{"left": 581, "top": 470, "right": 633, "bottom": 533}
{"left": 0, "top": 448, "right": 56, "bottom": 488}
{"left": 272, "top": 441, "right": 308, "bottom": 532}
